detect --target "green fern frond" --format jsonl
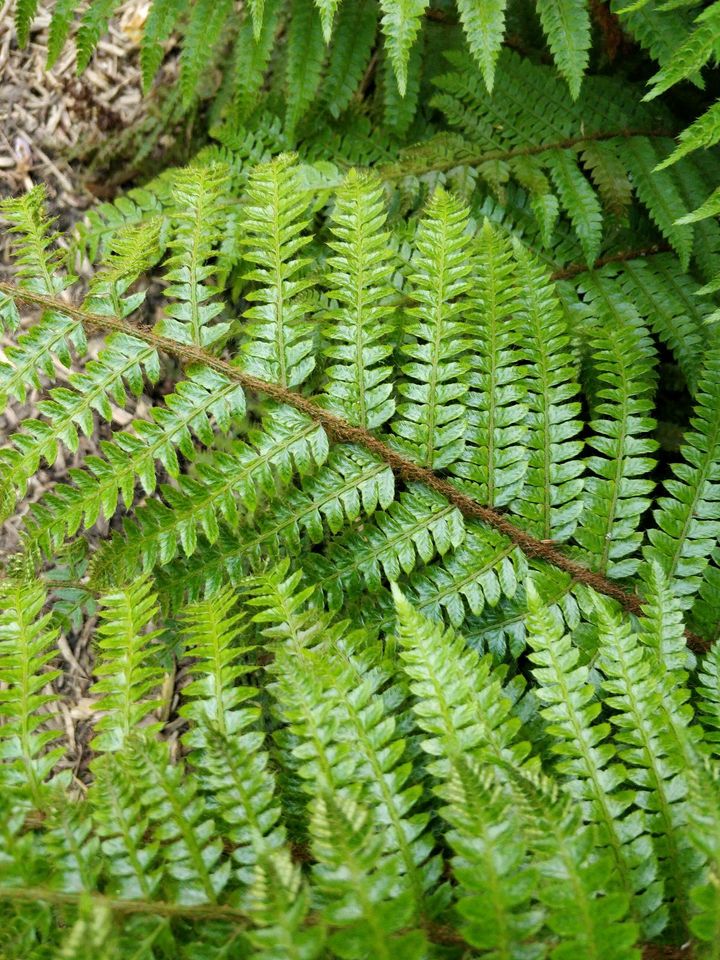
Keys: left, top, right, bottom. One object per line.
{"left": 85, "top": 407, "right": 327, "bottom": 586}
{"left": 643, "top": 3, "right": 720, "bottom": 102}
{"left": 573, "top": 286, "right": 658, "bottom": 577}
{"left": 286, "top": 0, "right": 326, "bottom": 135}
{"left": 378, "top": 0, "right": 425, "bottom": 98}
{"left": 310, "top": 791, "right": 428, "bottom": 959}
{"left": 0, "top": 581, "right": 63, "bottom": 806}
{"left": 14, "top": 365, "right": 246, "bottom": 556}
{"left": 180, "top": 0, "right": 233, "bottom": 107}
{"left": 89, "top": 752, "right": 163, "bottom": 899}
{"left": 507, "top": 768, "right": 640, "bottom": 960}
{"left": 90, "top": 577, "right": 165, "bottom": 752}
{"left": 76, "top": 0, "right": 120, "bottom": 73}
{"left": 643, "top": 347, "right": 720, "bottom": 606}
{"left": 125, "top": 734, "right": 230, "bottom": 903}
{"left": 697, "top": 643, "right": 720, "bottom": 754}
{"left": 321, "top": 170, "right": 397, "bottom": 430}
{"left": 155, "top": 163, "right": 231, "bottom": 348}
{"left": 595, "top": 597, "right": 697, "bottom": 936}
{"left": 525, "top": 582, "right": 661, "bottom": 935}
{"left": 179, "top": 586, "right": 254, "bottom": 744}
{"left": 0, "top": 185, "right": 72, "bottom": 298}
{"left": 450, "top": 221, "right": 527, "bottom": 507}
{"left": 323, "top": 0, "right": 378, "bottom": 118}
{"left": 391, "top": 188, "right": 473, "bottom": 470}
{"left": 248, "top": 850, "right": 325, "bottom": 958}
{"left": 239, "top": 155, "right": 316, "bottom": 387}
{"left": 306, "top": 484, "right": 465, "bottom": 611}
{"left": 455, "top": 0, "right": 507, "bottom": 91}
{"left": 512, "top": 243, "right": 584, "bottom": 541}
{"left": 535, "top": 0, "right": 591, "bottom": 99}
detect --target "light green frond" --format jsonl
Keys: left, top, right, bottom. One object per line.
{"left": 321, "top": 170, "right": 397, "bottom": 429}
{"left": 239, "top": 155, "right": 316, "bottom": 387}
{"left": 90, "top": 577, "right": 165, "bottom": 752}
{"left": 450, "top": 221, "right": 527, "bottom": 507}
{"left": 0, "top": 581, "right": 63, "bottom": 806}
{"left": 391, "top": 188, "right": 473, "bottom": 470}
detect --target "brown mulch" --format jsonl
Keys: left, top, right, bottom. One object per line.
{"left": 0, "top": 1, "right": 151, "bottom": 224}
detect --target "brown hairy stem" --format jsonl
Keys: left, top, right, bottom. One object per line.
{"left": 0, "top": 281, "right": 708, "bottom": 651}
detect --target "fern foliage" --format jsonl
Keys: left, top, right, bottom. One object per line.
{"left": 4, "top": 9, "right": 720, "bottom": 948}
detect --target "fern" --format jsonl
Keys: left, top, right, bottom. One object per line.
{"left": 3, "top": 79, "right": 720, "bottom": 955}
{"left": 320, "top": 170, "right": 396, "bottom": 430}
{"left": 239, "top": 155, "right": 315, "bottom": 387}
{"left": 0, "top": 582, "right": 62, "bottom": 807}
{"left": 390, "top": 187, "right": 472, "bottom": 470}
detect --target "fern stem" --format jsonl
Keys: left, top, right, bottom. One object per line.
{"left": 0, "top": 281, "right": 708, "bottom": 651}
{"left": 0, "top": 885, "right": 694, "bottom": 957}
{"left": 378, "top": 128, "right": 676, "bottom": 180}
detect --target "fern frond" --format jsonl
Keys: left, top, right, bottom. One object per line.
{"left": 0, "top": 185, "right": 72, "bottom": 298}
{"left": 229, "top": 0, "right": 283, "bottom": 124}
{"left": 697, "top": 643, "right": 720, "bottom": 754}
{"left": 239, "top": 155, "right": 315, "bottom": 387}
{"left": 323, "top": 0, "right": 378, "bottom": 118}
{"left": 595, "top": 598, "right": 697, "bottom": 936}
{"left": 512, "top": 243, "right": 584, "bottom": 541}
{"left": 535, "top": 0, "right": 591, "bottom": 99}
{"left": 643, "top": 3, "right": 720, "bottom": 102}
{"left": 394, "top": 589, "right": 544, "bottom": 954}
{"left": 180, "top": 0, "right": 233, "bottom": 107}
{"left": 573, "top": 286, "right": 658, "bottom": 577}
{"left": 16, "top": 365, "right": 246, "bottom": 557}
{"left": 125, "top": 735, "right": 230, "bottom": 903}
{"left": 618, "top": 138, "right": 694, "bottom": 269}
{"left": 526, "top": 582, "right": 661, "bottom": 935}
{"left": 391, "top": 188, "right": 472, "bottom": 470}
{"left": 545, "top": 150, "right": 602, "bottom": 264}
{"left": 304, "top": 631, "right": 442, "bottom": 909}
{"left": 155, "top": 164, "right": 231, "bottom": 348}
{"left": 245, "top": 558, "right": 336, "bottom": 653}
{"left": 310, "top": 792, "right": 428, "bottom": 959}
{"left": 456, "top": 0, "right": 507, "bottom": 91}
{"left": 306, "top": 484, "right": 465, "bottom": 611}
{"left": 0, "top": 333, "right": 161, "bottom": 515}
{"left": 248, "top": 850, "right": 325, "bottom": 959}
{"left": 76, "top": 0, "right": 120, "bottom": 73}
{"left": 378, "top": 0, "right": 425, "bottom": 97}
{"left": 440, "top": 762, "right": 545, "bottom": 957}
{"left": 507, "top": 769, "right": 640, "bottom": 960}
{"left": 643, "top": 347, "right": 720, "bottom": 606}
{"left": 399, "top": 522, "right": 524, "bottom": 630}
{"left": 87, "top": 407, "right": 327, "bottom": 586}
{"left": 321, "top": 170, "right": 397, "bottom": 430}
{"left": 179, "top": 587, "right": 253, "bottom": 745}
{"left": 201, "top": 724, "right": 287, "bottom": 886}
{"left": 286, "top": 0, "right": 326, "bottom": 135}
{"left": 0, "top": 581, "right": 62, "bottom": 806}
{"left": 139, "top": 0, "right": 187, "bottom": 90}
{"left": 606, "top": 257, "right": 711, "bottom": 395}
{"left": 154, "top": 444, "right": 395, "bottom": 608}
{"left": 393, "top": 587, "right": 532, "bottom": 775}
{"left": 14, "top": 0, "right": 40, "bottom": 46}
{"left": 450, "top": 221, "right": 527, "bottom": 507}
{"left": 90, "top": 577, "right": 165, "bottom": 752}
{"left": 89, "top": 752, "right": 163, "bottom": 899}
